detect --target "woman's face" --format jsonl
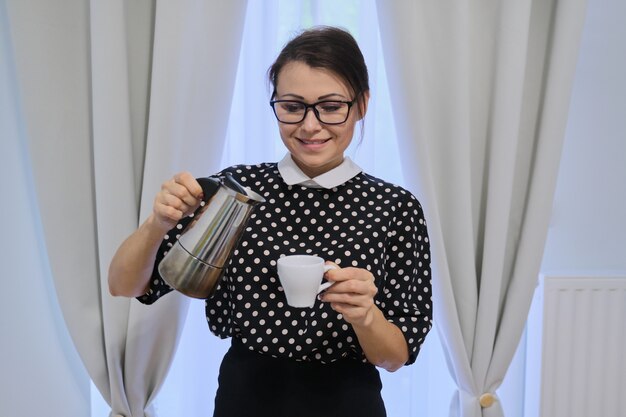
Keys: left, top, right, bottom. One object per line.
{"left": 274, "top": 61, "right": 368, "bottom": 178}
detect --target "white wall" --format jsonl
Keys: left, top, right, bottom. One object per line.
{"left": 541, "top": 0, "right": 626, "bottom": 273}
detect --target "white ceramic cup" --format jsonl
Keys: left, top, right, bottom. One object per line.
{"left": 276, "top": 255, "right": 336, "bottom": 308}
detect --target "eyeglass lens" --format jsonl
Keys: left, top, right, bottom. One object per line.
{"left": 272, "top": 101, "right": 350, "bottom": 124}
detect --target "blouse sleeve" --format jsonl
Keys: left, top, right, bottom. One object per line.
{"left": 378, "top": 192, "right": 433, "bottom": 365}
{"left": 136, "top": 214, "right": 196, "bottom": 305}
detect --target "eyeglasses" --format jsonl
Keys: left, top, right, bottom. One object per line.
{"left": 269, "top": 99, "right": 355, "bottom": 125}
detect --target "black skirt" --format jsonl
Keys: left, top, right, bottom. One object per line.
{"left": 213, "top": 338, "right": 387, "bottom": 417}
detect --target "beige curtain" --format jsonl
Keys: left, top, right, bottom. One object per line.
{"left": 376, "top": 1, "right": 588, "bottom": 416}
{"left": 5, "top": 0, "right": 247, "bottom": 415}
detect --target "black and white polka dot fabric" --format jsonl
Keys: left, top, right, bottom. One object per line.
{"left": 139, "top": 163, "right": 432, "bottom": 365}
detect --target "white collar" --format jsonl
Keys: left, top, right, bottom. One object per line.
{"left": 277, "top": 153, "right": 362, "bottom": 189}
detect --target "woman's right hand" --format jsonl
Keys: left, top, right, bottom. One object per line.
{"left": 152, "top": 171, "right": 204, "bottom": 231}
{"left": 109, "top": 171, "right": 203, "bottom": 297}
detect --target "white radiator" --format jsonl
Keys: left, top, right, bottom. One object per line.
{"left": 525, "top": 275, "right": 626, "bottom": 417}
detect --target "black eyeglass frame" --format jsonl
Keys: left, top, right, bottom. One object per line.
{"left": 269, "top": 99, "right": 355, "bottom": 125}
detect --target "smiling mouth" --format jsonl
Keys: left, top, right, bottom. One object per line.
{"left": 298, "top": 138, "right": 331, "bottom": 145}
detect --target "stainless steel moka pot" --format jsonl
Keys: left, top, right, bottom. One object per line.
{"left": 158, "top": 173, "right": 265, "bottom": 299}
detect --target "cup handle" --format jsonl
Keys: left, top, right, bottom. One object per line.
{"left": 318, "top": 264, "right": 337, "bottom": 293}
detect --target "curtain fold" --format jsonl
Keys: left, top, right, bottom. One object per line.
{"left": 143, "top": 1, "right": 248, "bottom": 185}
{"left": 8, "top": 0, "right": 248, "bottom": 415}
{"left": 91, "top": 2, "right": 188, "bottom": 415}
{"left": 5, "top": 0, "right": 105, "bottom": 408}
{"left": 93, "top": 1, "right": 249, "bottom": 415}
{"left": 376, "top": 1, "right": 588, "bottom": 416}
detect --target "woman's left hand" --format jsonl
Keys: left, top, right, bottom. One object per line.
{"left": 321, "top": 263, "right": 409, "bottom": 371}
{"left": 320, "top": 263, "right": 378, "bottom": 327}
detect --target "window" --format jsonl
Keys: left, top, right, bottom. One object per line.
{"left": 157, "top": 2, "right": 457, "bottom": 416}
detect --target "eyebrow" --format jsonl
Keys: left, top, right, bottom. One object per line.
{"left": 278, "top": 93, "right": 348, "bottom": 101}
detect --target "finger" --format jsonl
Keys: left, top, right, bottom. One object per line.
{"left": 328, "top": 301, "right": 373, "bottom": 323}
{"left": 174, "top": 172, "right": 203, "bottom": 198}
{"left": 153, "top": 200, "right": 184, "bottom": 224}
{"left": 323, "top": 290, "right": 372, "bottom": 305}
{"left": 328, "top": 275, "right": 376, "bottom": 292}
{"left": 163, "top": 180, "right": 201, "bottom": 208}
{"left": 322, "top": 281, "right": 378, "bottom": 305}
{"left": 325, "top": 266, "right": 374, "bottom": 283}
{"left": 160, "top": 192, "right": 193, "bottom": 215}
{"left": 324, "top": 264, "right": 351, "bottom": 282}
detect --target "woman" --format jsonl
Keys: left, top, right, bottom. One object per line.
{"left": 109, "top": 26, "right": 432, "bottom": 417}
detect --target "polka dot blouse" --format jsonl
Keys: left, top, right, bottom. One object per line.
{"left": 139, "top": 163, "right": 432, "bottom": 365}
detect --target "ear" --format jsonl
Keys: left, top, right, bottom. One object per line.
{"left": 356, "top": 90, "right": 370, "bottom": 121}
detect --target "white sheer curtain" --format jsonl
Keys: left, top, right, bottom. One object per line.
{"left": 157, "top": 1, "right": 456, "bottom": 416}
{"left": 4, "top": 0, "right": 247, "bottom": 416}
{"left": 376, "top": 1, "right": 588, "bottom": 416}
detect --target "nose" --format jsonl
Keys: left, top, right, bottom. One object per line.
{"left": 301, "top": 107, "right": 322, "bottom": 132}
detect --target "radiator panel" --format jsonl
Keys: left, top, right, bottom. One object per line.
{"left": 525, "top": 275, "right": 626, "bottom": 417}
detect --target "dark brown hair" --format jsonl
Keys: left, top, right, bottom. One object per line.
{"left": 268, "top": 26, "right": 370, "bottom": 116}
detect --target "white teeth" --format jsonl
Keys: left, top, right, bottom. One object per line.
{"left": 301, "top": 139, "right": 328, "bottom": 144}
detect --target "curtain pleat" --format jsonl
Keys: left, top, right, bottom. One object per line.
{"left": 5, "top": 0, "right": 107, "bottom": 405}
{"left": 96, "top": 1, "right": 248, "bottom": 415}
{"left": 376, "top": 1, "right": 588, "bottom": 416}
{"left": 90, "top": 1, "right": 185, "bottom": 415}
{"left": 7, "top": 0, "right": 248, "bottom": 415}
